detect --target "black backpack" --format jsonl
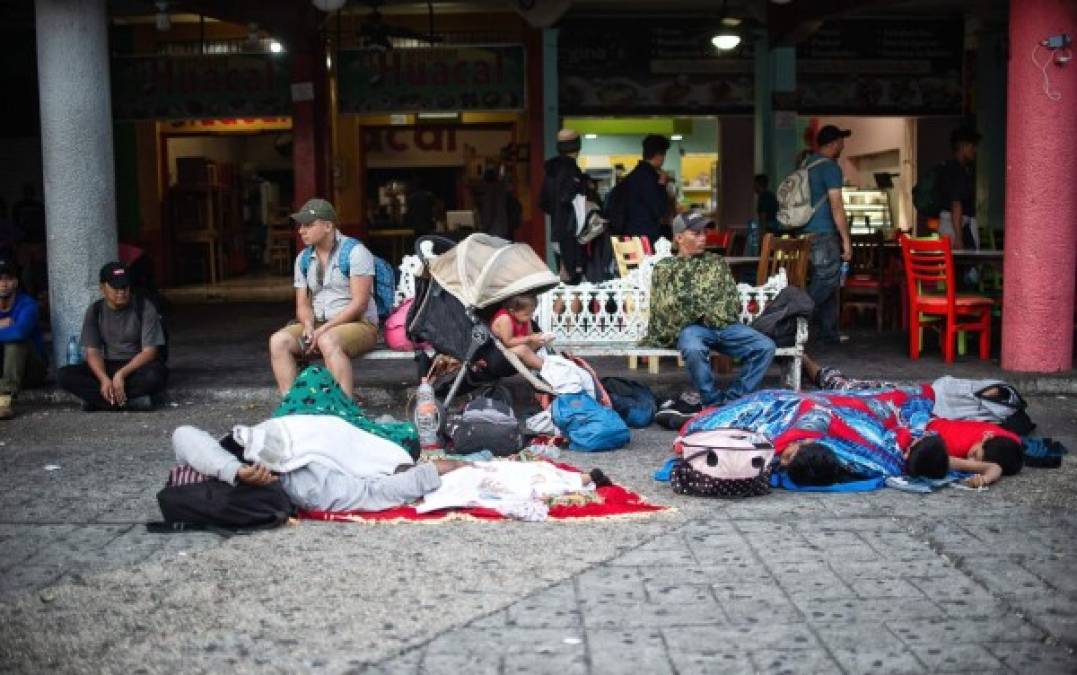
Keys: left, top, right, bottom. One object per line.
{"left": 600, "top": 377, "right": 657, "bottom": 428}
{"left": 154, "top": 480, "right": 295, "bottom": 533}
{"left": 93, "top": 293, "right": 170, "bottom": 364}
{"left": 446, "top": 391, "right": 523, "bottom": 456}
{"left": 149, "top": 433, "right": 295, "bottom": 534}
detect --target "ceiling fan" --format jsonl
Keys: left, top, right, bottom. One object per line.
{"left": 357, "top": 0, "right": 443, "bottom": 51}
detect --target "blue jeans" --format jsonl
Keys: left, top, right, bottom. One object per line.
{"left": 807, "top": 233, "right": 842, "bottom": 342}
{"left": 677, "top": 323, "right": 777, "bottom": 406}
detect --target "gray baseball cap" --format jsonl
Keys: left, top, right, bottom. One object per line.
{"left": 671, "top": 211, "right": 713, "bottom": 235}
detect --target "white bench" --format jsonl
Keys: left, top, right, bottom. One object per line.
{"left": 366, "top": 237, "right": 807, "bottom": 391}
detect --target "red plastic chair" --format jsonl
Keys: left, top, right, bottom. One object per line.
{"left": 900, "top": 235, "right": 994, "bottom": 363}
{"left": 705, "top": 227, "right": 734, "bottom": 252}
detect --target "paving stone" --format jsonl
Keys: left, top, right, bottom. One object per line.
{"left": 643, "top": 582, "right": 714, "bottom": 606}
{"left": 774, "top": 567, "right": 855, "bottom": 599}
{"left": 506, "top": 583, "right": 579, "bottom": 629}
{"left": 909, "top": 643, "right": 1005, "bottom": 672}
{"left": 795, "top": 597, "right": 946, "bottom": 624}
{"left": 0, "top": 565, "right": 65, "bottom": 599}
{"left": 663, "top": 624, "right": 821, "bottom": 653}
{"left": 829, "top": 647, "right": 927, "bottom": 674}
{"left": 960, "top": 559, "right": 1054, "bottom": 600}
{"left": 580, "top": 599, "right": 727, "bottom": 629}
{"left": 587, "top": 628, "right": 673, "bottom": 675}
{"left": 604, "top": 545, "right": 696, "bottom": 568}
{"left": 749, "top": 648, "right": 842, "bottom": 674}
{"left": 420, "top": 652, "right": 500, "bottom": 674}
{"left": 667, "top": 650, "right": 754, "bottom": 675}
{"left": 719, "top": 598, "right": 803, "bottom": 626}
{"left": 503, "top": 651, "right": 587, "bottom": 675}
{"left": 849, "top": 578, "right": 925, "bottom": 599}
{"left": 887, "top": 615, "right": 1045, "bottom": 646}
{"left": 986, "top": 641, "right": 1077, "bottom": 674}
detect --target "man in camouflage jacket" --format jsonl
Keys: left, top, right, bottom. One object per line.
{"left": 646, "top": 212, "right": 776, "bottom": 427}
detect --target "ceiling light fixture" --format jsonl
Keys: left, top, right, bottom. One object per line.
{"left": 269, "top": 40, "right": 284, "bottom": 54}
{"left": 711, "top": 0, "right": 741, "bottom": 51}
{"left": 584, "top": 133, "right": 598, "bottom": 140}
{"left": 154, "top": 1, "right": 170, "bottom": 32}
{"left": 670, "top": 134, "right": 684, "bottom": 141}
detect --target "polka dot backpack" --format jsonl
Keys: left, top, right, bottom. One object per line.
{"left": 670, "top": 428, "right": 775, "bottom": 499}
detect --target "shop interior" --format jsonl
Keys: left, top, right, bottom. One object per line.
{"left": 163, "top": 123, "right": 296, "bottom": 285}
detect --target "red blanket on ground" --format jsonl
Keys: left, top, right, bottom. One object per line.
{"left": 299, "top": 462, "right": 668, "bottom": 524}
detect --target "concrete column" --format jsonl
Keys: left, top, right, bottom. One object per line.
{"left": 1001, "top": 0, "right": 1077, "bottom": 372}
{"left": 34, "top": 0, "right": 118, "bottom": 366}
{"left": 974, "top": 24, "right": 1007, "bottom": 236}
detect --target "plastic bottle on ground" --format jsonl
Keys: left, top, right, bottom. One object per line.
{"left": 414, "top": 378, "right": 441, "bottom": 450}
{"left": 66, "top": 336, "right": 81, "bottom": 366}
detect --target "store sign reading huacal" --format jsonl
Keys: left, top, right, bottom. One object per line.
{"left": 337, "top": 46, "right": 525, "bottom": 114}
{"left": 111, "top": 54, "right": 292, "bottom": 121}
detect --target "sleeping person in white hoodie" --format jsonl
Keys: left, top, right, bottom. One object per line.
{"left": 172, "top": 415, "right": 466, "bottom": 513}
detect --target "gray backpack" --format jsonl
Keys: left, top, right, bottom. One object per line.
{"left": 776, "top": 158, "right": 829, "bottom": 230}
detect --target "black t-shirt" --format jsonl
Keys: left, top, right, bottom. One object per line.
{"left": 756, "top": 190, "right": 778, "bottom": 223}
{"left": 939, "top": 159, "right": 975, "bottom": 217}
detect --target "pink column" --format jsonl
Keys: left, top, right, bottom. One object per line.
{"left": 1001, "top": 0, "right": 1077, "bottom": 372}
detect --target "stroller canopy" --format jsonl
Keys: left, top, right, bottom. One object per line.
{"left": 428, "top": 234, "right": 560, "bottom": 309}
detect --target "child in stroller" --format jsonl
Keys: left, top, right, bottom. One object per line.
{"left": 489, "top": 294, "right": 555, "bottom": 371}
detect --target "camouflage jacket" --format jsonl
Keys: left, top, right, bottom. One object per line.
{"left": 643, "top": 253, "right": 742, "bottom": 347}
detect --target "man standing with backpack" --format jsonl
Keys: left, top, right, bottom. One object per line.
{"left": 801, "top": 125, "right": 853, "bottom": 344}
{"left": 269, "top": 198, "right": 380, "bottom": 399}
{"left": 58, "top": 262, "right": 168, "bottom": 411}
{"left": 938, "top": 127, "right": 982, "bottom": 250}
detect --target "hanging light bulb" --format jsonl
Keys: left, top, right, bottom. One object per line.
{"left": 269, "top": 40, "right": 284, "bottom": 54}
{"left": 711, "top": 1, "right": 741, "bottom": 51}
{"left": 154, "top": 1, "right": 171, "bottom": 32}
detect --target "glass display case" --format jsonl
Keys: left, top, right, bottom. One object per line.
{"left": 842, "top": 187, "right": 892, "bottom": 234}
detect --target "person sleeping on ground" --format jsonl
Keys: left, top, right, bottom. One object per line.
{"left": 800, "top": 354, "right": 1025, "bottom": 486}
{"left": 681, "top": 388, "right": 961, "bottom": 487}
{"left": 172, "top": 414, "right": 612, "bottom": 514}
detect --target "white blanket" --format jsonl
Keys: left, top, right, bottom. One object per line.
{"left": 232, "top": 415, "right": 414, "bottom": 478}
{"left": 416, "top": 461, "right": 593, "bottom": 521}
{"left": 540, "top": 355, "right": 595, "bottom": 397}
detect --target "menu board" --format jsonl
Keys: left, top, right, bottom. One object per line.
{"left": 112, "top": 54, "right": 292, "bottom": 121}
{"left": 795, "top": 19, "right": 964, "bottom": 115}
{"left": 337, "top": 45, "right": 526, "bottom": 114}
{"left": 558, "top": 19, "right": 756, "bottom": 116}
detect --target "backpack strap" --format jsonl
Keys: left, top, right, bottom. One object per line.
{"left": 299, "top": 245, "right": 315, "bottom": 278}
{"left": 338, "top": 236, "right": 359, "bottom": 277}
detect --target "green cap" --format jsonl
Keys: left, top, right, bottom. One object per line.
{"left": 291, "top": 198, "right": 338, "bottom": 225}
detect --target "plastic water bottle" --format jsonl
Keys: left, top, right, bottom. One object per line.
{"left": 839, "top": 261, "right": 850, "bottom": 287}
{"left": 414, "top": 378, "right": 441, "bottom": 450}
{"left": 66, "top": 336, "right": 81, "bottom": 366}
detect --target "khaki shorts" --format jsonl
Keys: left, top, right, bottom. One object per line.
{"left": 281, "top": 319, "right": 379, "bottom": 358}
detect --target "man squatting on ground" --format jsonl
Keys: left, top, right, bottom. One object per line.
{"left": 269, "top": 198, "right": 380, "bottom": 399}
{"left": 58, "top": 262, "right": 168, "bottom": 411}
{"left": 0, "top": 255, "right": 47, "bottom": 419}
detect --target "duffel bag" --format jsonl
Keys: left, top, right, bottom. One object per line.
{"left": 670, "top": 428, "right": 774, "bottom": 498}
{"left": 446, "top": 394, "right": 523, "bottom": 456}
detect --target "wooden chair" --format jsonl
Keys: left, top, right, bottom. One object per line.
{"left": 900, "top": 235, "right": 993, "bottom": 363}
{"left": 756, "top": 234, "right": 811, "bottom": 288}
{"left": 610, "top": 236, "right": 648, "bottom": 278}
{"left": 841, "top": 231, "right": 885, "bottom": 331}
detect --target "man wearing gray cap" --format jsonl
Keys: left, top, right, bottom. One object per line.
{"left": 647, "top": 212, "right": 776, "bottom": 428}
{"left": 268, "top": 198, "right": 379, "bottom": 399}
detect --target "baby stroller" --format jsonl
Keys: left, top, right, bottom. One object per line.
{"left": 406, "top": 233, "right": 560, "bottom": 412}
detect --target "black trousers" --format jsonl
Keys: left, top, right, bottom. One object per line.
{"left": 58, "top": 359, "right": 168, "bottom": 408}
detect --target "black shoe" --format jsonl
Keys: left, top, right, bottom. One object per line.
{"left": 655, "top": 393, "right": 703, "bottom": 430}
{"left": 125, "top": 395, "right": 155, "bottom": 412}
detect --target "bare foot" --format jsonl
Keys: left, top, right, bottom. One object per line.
{"left": 236, "top": 464, "right": 277, "bottom": 486}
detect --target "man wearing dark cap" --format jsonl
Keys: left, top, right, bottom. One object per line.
{"left": 647, "top": 212, "right": 776, "bottom": 427}
{"left": 57, "top": 262, "right": 168, "bottom": 411}
{"left": 803, "top": 124, "right": 853, "bottom": 345}
{"left": 939, "top": 127, "right": 982, "bottom": 249}
{"left": 0, "top": 256, "right": 47, "bottom": 419}
{"left": 268, "top": 198, "right": 379, "bottom": 399}
{"left": 539, "top": 129, "right": 587, "bottom": 282}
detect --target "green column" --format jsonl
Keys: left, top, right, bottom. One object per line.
{"left": 754, "top": 31, "right": 798, "bottom": 186}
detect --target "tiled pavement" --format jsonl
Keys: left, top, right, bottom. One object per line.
{"left": 364, "top": 513, "right": 1077, "bottom": 674}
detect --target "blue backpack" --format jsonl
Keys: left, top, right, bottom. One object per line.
{"left": 600, "top": 377, "right": 657, "bottom": 428}
{"left": 299, "top": 236, "right": 397, "bottom": 320}
{"left": 551, "top": 392, "right": 630, "bottom": 452}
